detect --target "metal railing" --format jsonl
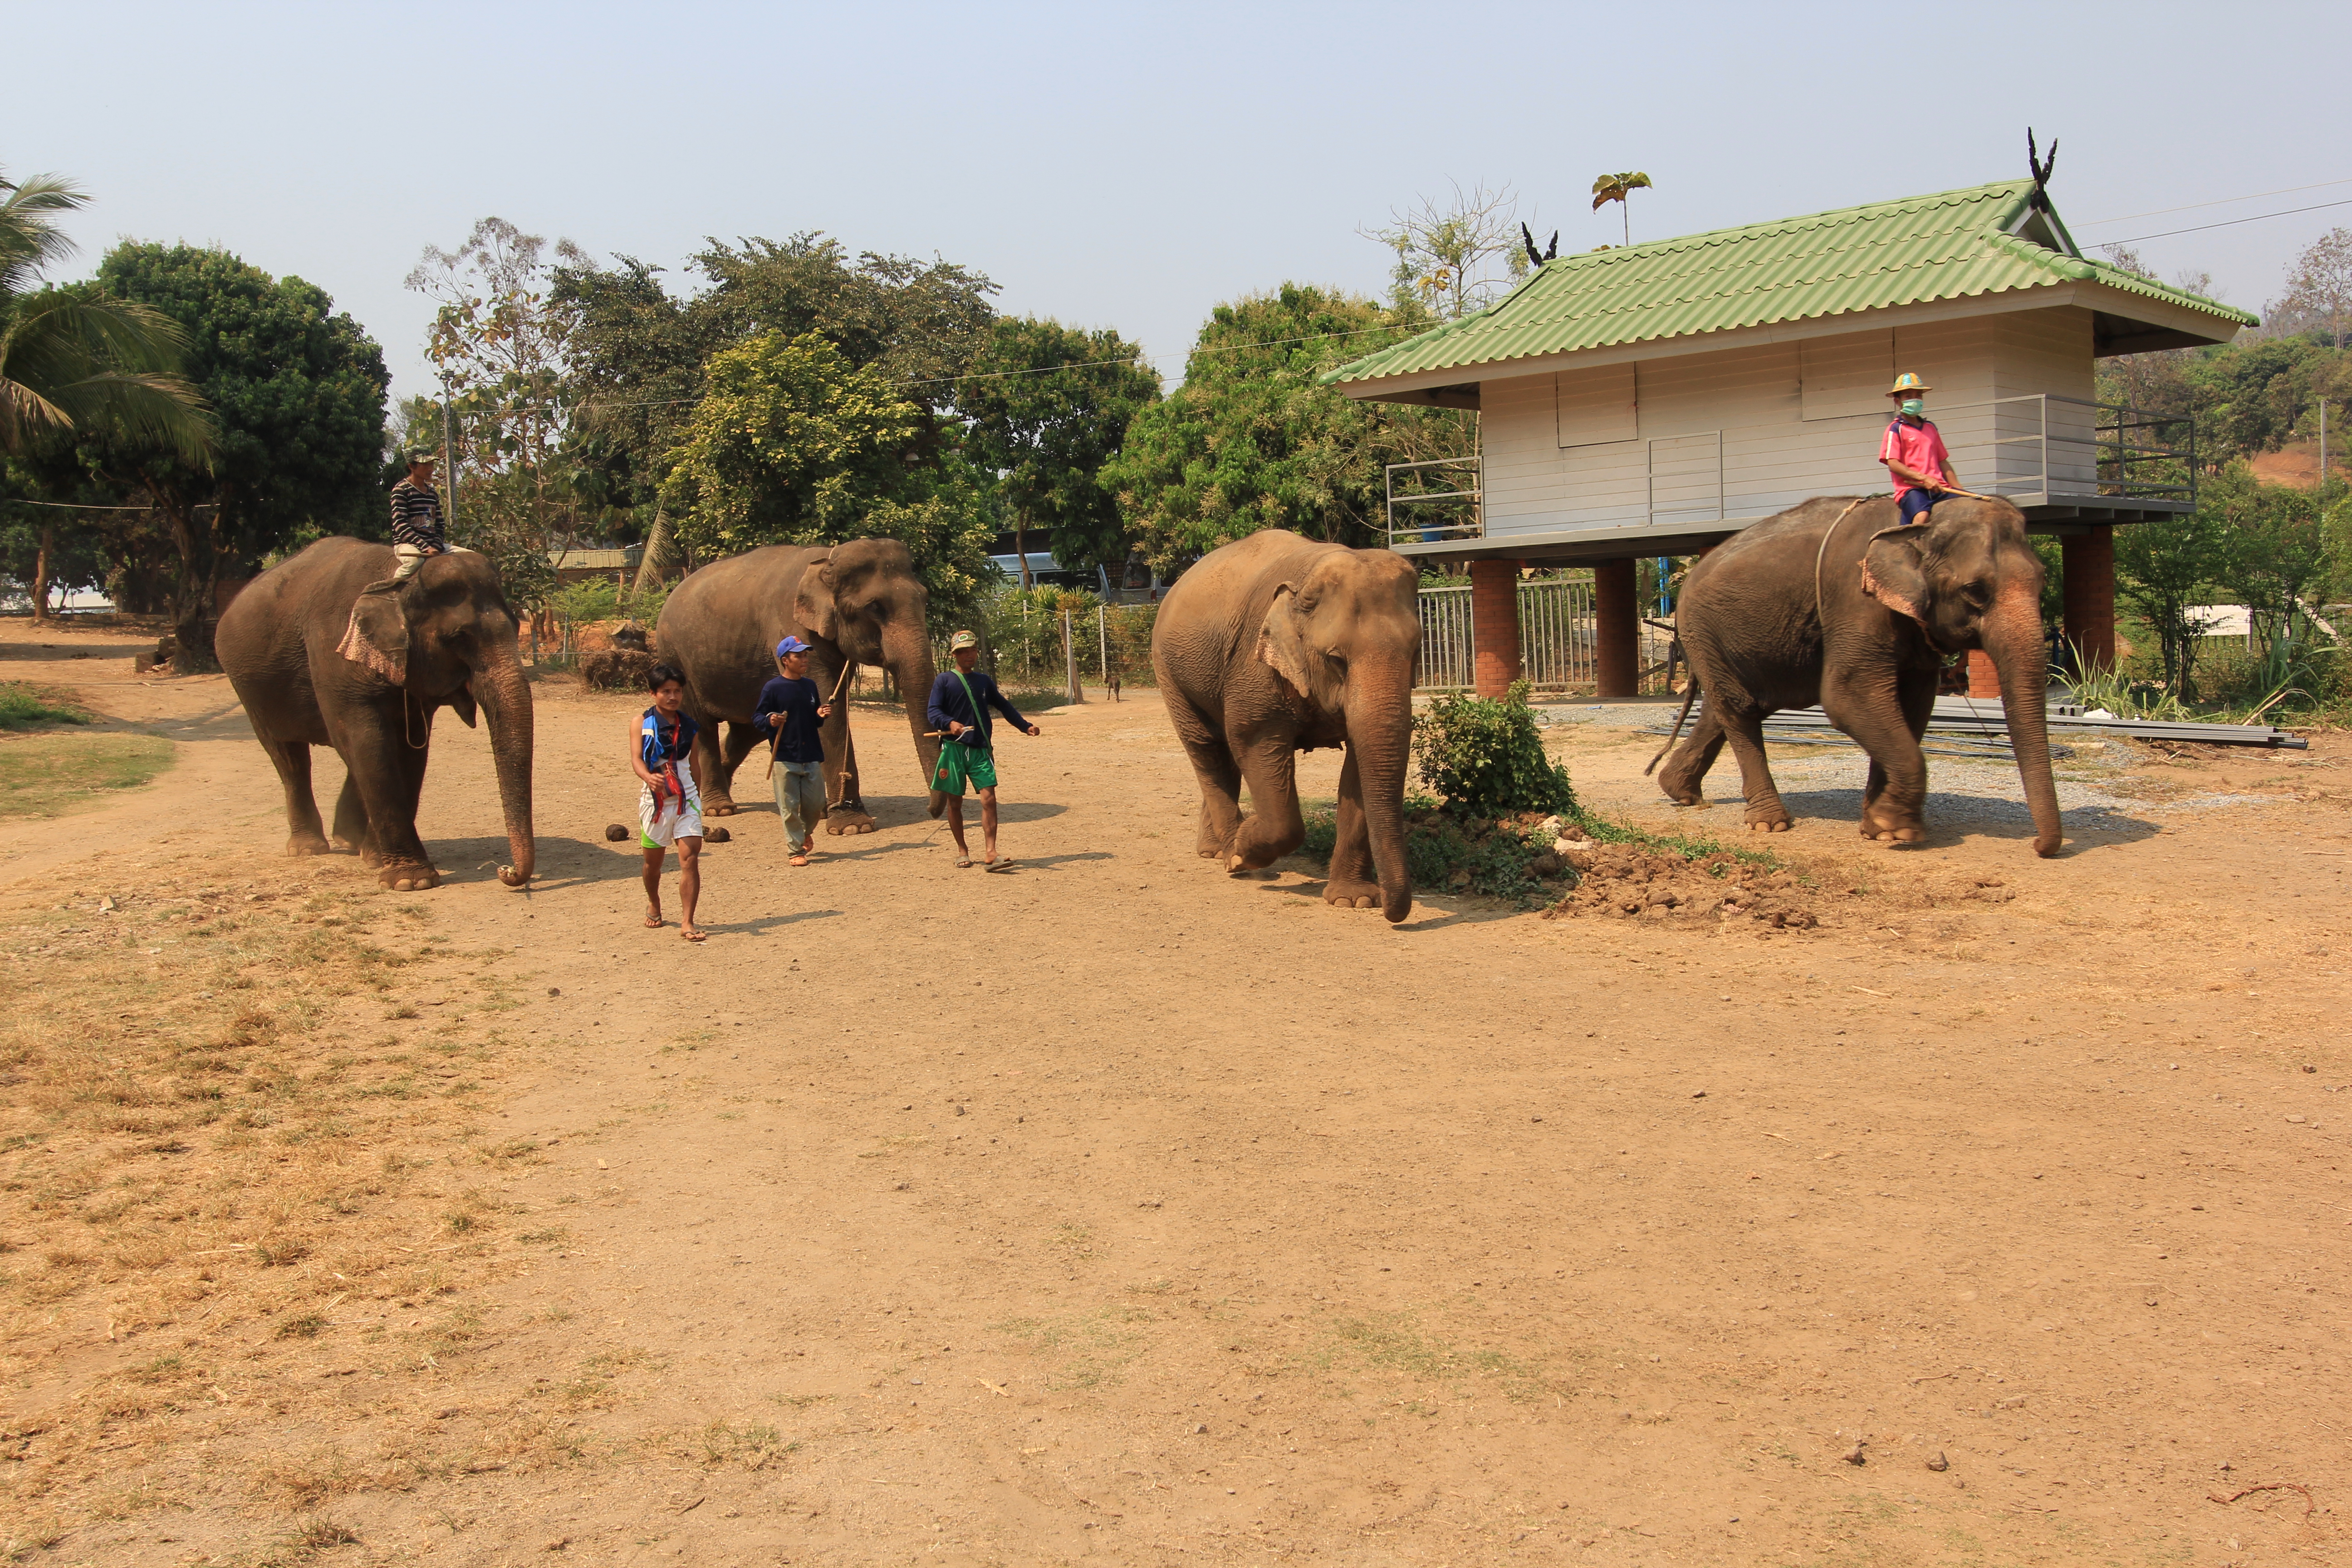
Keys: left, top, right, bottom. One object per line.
{"left": 1386, "top": 457, "right": 1482, "bottom": 544}
{"left": 1416, "top": 579, "right": 1674, "bottom": 693}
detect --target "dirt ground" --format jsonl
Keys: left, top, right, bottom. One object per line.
{"left": 4, "top": 613, "right": 2348, "bottom": 1568}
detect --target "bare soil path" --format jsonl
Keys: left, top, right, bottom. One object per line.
{"left": 4, "top": 613, "right": 2348, "bottom": 1567}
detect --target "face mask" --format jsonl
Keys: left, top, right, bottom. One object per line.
{"left": 1900, "top": 398, "right": 1926, "bottom": 418}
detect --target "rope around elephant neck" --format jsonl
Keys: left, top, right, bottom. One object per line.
{"left": 1812, "top": 496, "right": 1877, "bottom": 633}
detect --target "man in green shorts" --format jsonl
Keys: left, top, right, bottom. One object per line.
{"left": 926, "top": 629, "right": 1041, "bottom": 868}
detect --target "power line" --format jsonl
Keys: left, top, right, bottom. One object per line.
{"left": 2075, "top": 176, "right": 2352, "bottom": 228}
{"left": 2100, "top": 197, "right": 2352, "bottom": 247}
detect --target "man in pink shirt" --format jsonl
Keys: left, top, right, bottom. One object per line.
{"left": 1878, "top": 372, "right": 1961, "bottom": 524}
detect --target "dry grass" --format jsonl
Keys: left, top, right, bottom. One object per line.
{"left": 0, "top": 733, "right": 176, "bottom": 820}
{"left": 0, "top": 865, "right": 562, "bottom": 1547}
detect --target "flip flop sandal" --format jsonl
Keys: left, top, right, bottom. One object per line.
{"left": 985, "top": 858, "right": 1015, "bottom": 872}
{"left": 955, "top": 856, "right": 974, "bottom": 869}
{"left": 789, "top": 855, "right": 810, "bottom": 867}
{"left": 643, "top": 915, "right": 664, "bottom": 928}
{"left": 680, "top": 927, "right": 707, "bottom": 943}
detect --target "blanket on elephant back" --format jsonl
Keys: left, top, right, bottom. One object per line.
{"left": 337, "top": 602, "right": 405, "bottom": 685}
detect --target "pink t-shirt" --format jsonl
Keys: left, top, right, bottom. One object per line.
{"left": 1879, "top": 417, "right": 1950, "bottom": 497}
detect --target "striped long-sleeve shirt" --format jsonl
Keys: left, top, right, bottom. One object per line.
{"left": 388, "top": 478, "right": 447, "bottom": 551}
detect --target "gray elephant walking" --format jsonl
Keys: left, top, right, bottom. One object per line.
{"left": 216, "top": 539, "right": 536, "bottom": 890}
{"left": 1152, "top": 530, "right": 1421, "bottom": 922}
{"left": 1654, "top": 494, "right": 2061, "bottom": 857}
{"left": 652, "top": 539, "right": 942, "bottom": 832}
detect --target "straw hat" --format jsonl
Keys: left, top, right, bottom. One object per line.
{"left": 1886, "top": 372, "right": 1932, "bottom": 399}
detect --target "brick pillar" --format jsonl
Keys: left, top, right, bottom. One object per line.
{"left": 1593, "top": 558, "right": 1639, "bottom": 700}
{"left": 2061, "top": 526, "right": 2116, "bottom": 671}
{"left": 1469, "top": 559, "right": 1523, "bottom": 698}
{"left": 1967, "top": 648, "right": 1999, "bottom": 697}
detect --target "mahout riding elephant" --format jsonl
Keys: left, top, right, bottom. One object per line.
{"left": 1654, "top": 494, "right": 2061, "bottom": 857}
{"left": 1153, "top": 529, "right": 1421, "bottom": 921}
{"left": 652, "top": 539, "right": 941, "bottom": 832}
{"left": 216, "top": 539, "right": 535, "bottom": 890}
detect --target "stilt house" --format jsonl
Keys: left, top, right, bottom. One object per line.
{"left": 1323, "top": 179, "right": 2256, "bottom": 696}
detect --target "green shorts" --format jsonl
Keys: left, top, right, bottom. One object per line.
{"left": 931, "top": 739, "right": 998, "bottom": 796}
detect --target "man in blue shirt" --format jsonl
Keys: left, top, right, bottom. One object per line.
{"left": 926, "top": 629, "right": 1041, "bottom": 869}
{"left": 753, "top": 636, "right": 832, "bottom": 867}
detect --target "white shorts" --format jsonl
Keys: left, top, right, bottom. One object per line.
{"left": 637, "top": 756, "right": 704, "bottom": 848}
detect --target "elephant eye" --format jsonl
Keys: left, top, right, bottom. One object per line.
{"left": 1960, "top": 582, "right": 1992, "bottom": 608}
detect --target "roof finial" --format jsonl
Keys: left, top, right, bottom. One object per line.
{"left": 2026, "top": 129, "right": 2058, "bottom": 213}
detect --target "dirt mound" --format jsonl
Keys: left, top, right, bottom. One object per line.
{"left": 1542, "top": 839, "right": 1820, "bottom": 928}
{"left": 578, "top": 647, "right": 654, "bottom": 692}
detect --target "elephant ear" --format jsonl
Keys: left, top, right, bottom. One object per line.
{"left": 793, "top": 556, "right": 839, "bottom": 643}
{"left": 1256, "top": 584, "right": 1342, "bottom": 711}
{"left": 1859, "top": 525, "right": 1933, "bottom": 636}
{"left": 336, "top": 588, "right": 410, "bottom": 686}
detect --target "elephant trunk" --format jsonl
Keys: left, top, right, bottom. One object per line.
{"left": 885, "top": 616, "right": 941, "bottom": 793}
{"left": 1985, "top": 583, "right": 2062, "bottom": 858}
{"left": 473, "top": 653, "right": 537, "bottom": 886}
{"left": 1347, "top": 657, "right": 1417, "bottom": 922}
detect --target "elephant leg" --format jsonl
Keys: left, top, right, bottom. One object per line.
{"left": 262, "top": 737, "right": 330, "bottom": 857}
{"left": 334, "top": 708, "right": 441, "bottom": 890}
{"left": 1228, "top": 735, "right": 1305, "bottom": 873}
{"left": 689, "top": 713, "right": 735, "bottom": 817}
{"left": 1715, "top": 704, "right": 1792, "bottom": 832}
{"left": 717, "top": 721, "right": 759, "bottom": 807}
{"left": 826, "top": 725, "right": 875, "bottom": 834}
{"left": 1843, "top": 667, "right": 1936, "bottom": 844}
{"left": 1324, "top": 746, "right": 1381, "bottom": 909}
{"left": 1166, "top": 691, "right": 1240, "bottom": 859}
{"left": 331, "top": 771, "right": 370, "bottom": 858}
{"left": 1656, "top": 706, "right": 1728, "bottom": 807}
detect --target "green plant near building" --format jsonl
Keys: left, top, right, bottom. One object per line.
{"left": 1411, "top": 679, "right": 1575, "bottom": 819}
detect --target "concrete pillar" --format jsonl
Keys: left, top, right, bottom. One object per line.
{"left": 1470, "top": 559, "right": 1522, "bottom": 698}
{"left": 1594, "top": 558, "right": 1640, "bottom": 700}
{"left": 2061, "top": 526, "right": 2116, "bottom": 671}
{"left": 1967, "top": 648, "right": 1999, "bottom": 697}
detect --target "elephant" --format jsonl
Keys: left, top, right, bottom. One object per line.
{"left": 1652, "top": 494, "right": 2061, "bottom": 857}
{"left": 1152, "top": 529, "right": 1421, "bottom": 921}
{"left": 652, "top": 538, "right": 942, "bottom": 832}
{"left": 216, "top": 539, "right": 535, "bottom": 890}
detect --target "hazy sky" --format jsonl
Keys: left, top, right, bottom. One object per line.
{"left": 13, "top": 0, "right": 2348, "bottom": 410}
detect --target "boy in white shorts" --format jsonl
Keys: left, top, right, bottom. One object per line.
{"left": 632, "top": 663, "right": 706, "bottom": 941}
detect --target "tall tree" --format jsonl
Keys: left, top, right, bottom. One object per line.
{"left": 1101, "top": 284, "right": 1460, "bottom": 571}
{"left": 956, "top": 317, "right": 1159, "bottom": 585}
{"left": 2270, "top": 227, "right": 2352, "bottom": 350}
{"left": 1362, "top": 181, "right": 1527, "bottom": 320}
{"left": 2112, "top": 508, "right": 2227, "bottom": 697}
{"left": 0, "top": 170, "right": 212, "bottom": 621}
{"left": 94, "top": 242, "right": 387, "bottom": 664}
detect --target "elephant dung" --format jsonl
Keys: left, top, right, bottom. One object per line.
{"left": 605, "top": 824, "right": 630, "bottom": 842}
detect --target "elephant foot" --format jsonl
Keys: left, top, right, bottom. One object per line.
{"left": 379, "top": 863, "right": 441, "bottom": 892}
{"left": 358, "top": 846, "right": 385, "bottom": 868}
{"left": 1324, "top": 876, "right": 1381, "bottom": 910}
{"left": 1859, "top": 804, "right": 1926, "bottom": 844}
{"left": 330, "top": 835, "right": 359, "bottom": 855}
{"left": 706, "top": 799, "right": 739, "bottom": 818}
{"left": 1744, "top": 805, "right": 1793, "bottom": 833}
{"left": 286, "top": 831, "right": 332, "bottom": 858}
{"left": 826, "top": 809, "right": 877, "bottom": 836}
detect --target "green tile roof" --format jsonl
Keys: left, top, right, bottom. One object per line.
{"left": 1324, "top": 181, "right": 2257, "bottom": 388}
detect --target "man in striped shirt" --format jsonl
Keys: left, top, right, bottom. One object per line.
{"left": 388, "top": 449, "right": 471, "bottom": 583}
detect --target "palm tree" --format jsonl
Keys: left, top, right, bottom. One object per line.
{"left": 2, "top": 169, "right": 212, "bottom": 618}
{"left": 1591, "top": 172, "right": 1654, "bottom": 248}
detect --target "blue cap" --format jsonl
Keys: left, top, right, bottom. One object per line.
{"left": 775, "top": 636, "right": 810, "bottom": 657}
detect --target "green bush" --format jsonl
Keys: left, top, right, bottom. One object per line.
{"left": 1411, "top": 679, "right": 1574, "bottom": 818}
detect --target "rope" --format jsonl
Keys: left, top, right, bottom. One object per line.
{"left": 1812, "top": 496, "right": 1880, "bottom": 631}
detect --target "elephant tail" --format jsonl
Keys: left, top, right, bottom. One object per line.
{"left": 1644, "top": 677, "right": 1700, "bottom": 777}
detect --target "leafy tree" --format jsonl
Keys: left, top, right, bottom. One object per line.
{"left": 1591, "top": 172, "right": 1654, "bottom": 247}
{"left": 2203, "top": 464, "right": 2335, "bottom": 647}
{"left": 2113, "top": 508, "right": 2227, "bottom": 698}
{"left": 1, "top": 170, "right": 212, "bottom": 621}
{"left": 956, "top": 316, "right": 1159, "bottom": 584}
{"left": 92, "top": 243, "right": 387, "bottom": 664}
{"left": 1102, "top": 284, "right": 1460, "bottom": 570}
{"left": 659, "top": 330, "right": 923, "bottom": 557}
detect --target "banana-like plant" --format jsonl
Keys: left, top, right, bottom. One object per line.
{"left": 1591, "top": 171, "right": 1655, "bottom": 249}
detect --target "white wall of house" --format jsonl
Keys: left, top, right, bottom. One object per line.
{"left": 1478, "top": 305, "right": 2099, "bottom": 542}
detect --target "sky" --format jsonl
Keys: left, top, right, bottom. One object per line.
{"left": 12, "top": 0, "right": 2350, "bottom": 412}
